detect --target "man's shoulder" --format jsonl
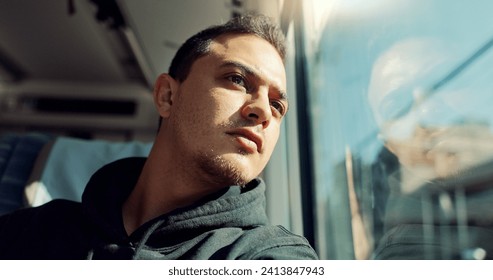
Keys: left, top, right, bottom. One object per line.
{"left": 221, "top": 225, "right": 319, "bottom": 260}
{"left": 0, "top": 200, "right": 87, "bottom": 259}
{"left": 250, "top": 225, "right": 317, "bottom": 257}
{"left": 0, "top": 199, "right": 82, "bottom": 228}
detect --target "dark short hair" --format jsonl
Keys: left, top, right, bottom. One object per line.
{"left": 168, "top": 13, "right": 286, "bottom": 81}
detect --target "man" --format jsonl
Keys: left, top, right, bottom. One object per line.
{"left": 0, "top": 14, "right": 318, "bottom": 260}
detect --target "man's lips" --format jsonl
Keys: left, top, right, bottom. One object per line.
{"left": 226, "top": 128, "right": 263, "bottom": 153}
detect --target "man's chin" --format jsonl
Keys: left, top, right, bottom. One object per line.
{"left": 197, "top": 153, "right": 259, "bottom": 186}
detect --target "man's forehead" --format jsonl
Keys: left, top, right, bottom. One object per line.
{"left": 208, "top": 34, "right": 287, "bottom": 88}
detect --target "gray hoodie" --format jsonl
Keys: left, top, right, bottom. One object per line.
{"left": 0, "top": 157, "right": 318, "bottom": 260}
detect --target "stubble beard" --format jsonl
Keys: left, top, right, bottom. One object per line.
{"left": 196, "top": 150, "right": 253, "bottom": 187}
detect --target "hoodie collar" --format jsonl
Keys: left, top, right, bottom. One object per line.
{"left": 81, "top": 157, "right": 269, "bottom": 246}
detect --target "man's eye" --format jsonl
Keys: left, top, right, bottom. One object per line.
{"left": 270, "top": 100, "right": 286, "bottom": 116}
{"left": 227, "top": 75, "right": 246, "bottom": 88}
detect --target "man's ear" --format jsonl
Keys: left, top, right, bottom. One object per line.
{"left": 153, "top": 73, "right": 178, "bottom": 119}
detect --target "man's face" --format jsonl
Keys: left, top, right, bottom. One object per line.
{"left": 164, "top": 33, "right": 287, "bottom": 186}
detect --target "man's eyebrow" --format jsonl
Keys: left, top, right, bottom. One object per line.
{"left": 220, "top": 60, "right": 288, "bottom": 101}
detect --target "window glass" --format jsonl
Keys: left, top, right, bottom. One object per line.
{"left": 303, "top": 0, "right": 493, "bottom": 259}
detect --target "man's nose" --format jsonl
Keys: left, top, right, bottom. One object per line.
{"left": 241, "top": 91, "right": 272, "bottom": 128}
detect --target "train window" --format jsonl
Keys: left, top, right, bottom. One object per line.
{"left": 300, "top": 0, "right": 493, "bottom": 259}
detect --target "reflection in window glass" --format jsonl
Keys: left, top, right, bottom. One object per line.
{"left": 303, "top": 0, "right": 493, "bottom": 259}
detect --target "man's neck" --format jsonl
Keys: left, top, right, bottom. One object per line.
{"left": 121, "top": 149, "right": 224, "bottom": 235}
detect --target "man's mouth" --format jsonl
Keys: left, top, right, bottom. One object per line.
{"left": 226, "top": 128, "right": 263, "bottom": 153}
